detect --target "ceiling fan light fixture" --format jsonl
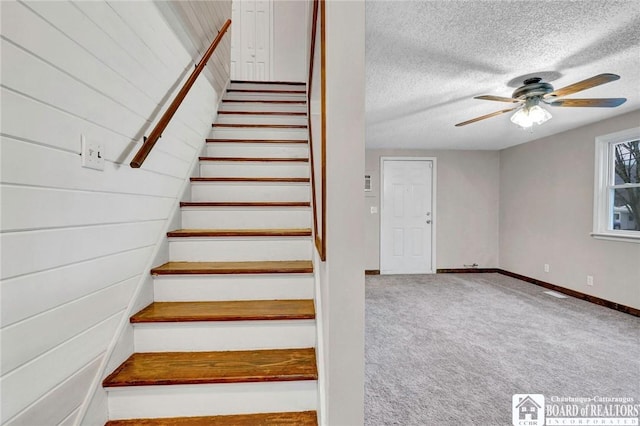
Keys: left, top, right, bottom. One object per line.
{"left": 510, "top": 102, "right": 552, "bottom": 129}
{"left": 510, "top": 108, "right": 533, "bottom": 128}
{"left": 528, "top": 104, "right": 552, "bottom": 125}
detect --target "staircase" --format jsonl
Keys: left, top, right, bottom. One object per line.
{"left": 103, "top": 81, "right": 319, "bottom": 425}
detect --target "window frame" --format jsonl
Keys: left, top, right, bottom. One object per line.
{"left": 592, "top": 126, "right": 640, "bottom": 243}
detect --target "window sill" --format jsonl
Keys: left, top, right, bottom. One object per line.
{"left": 591, "top": 232, "right": 640, "bottom": 244}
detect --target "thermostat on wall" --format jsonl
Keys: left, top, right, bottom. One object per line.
{"left": 365, "top": 174, "right": 372, "bottom": 192}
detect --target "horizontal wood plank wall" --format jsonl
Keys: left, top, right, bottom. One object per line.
{"left": 0, "top": 1, "right": 230, "bottom": 424}
{"left": 158, "top": 1, "right": 232, "bottom": 96}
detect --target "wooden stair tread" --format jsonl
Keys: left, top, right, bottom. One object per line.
{"left": 230, "top": 80, "right": 306, "bottom": 86}
{"left": 103, "top": 348, "right": 317, "bottom": 387}
{"left": 131, "top": 300, "right": 315, "bottom": 323}
{"left": 222, "top": 100, "right": 306, "bottom": 104}
{"left": 212, "top": 124, "right": 307, "bottom": 129}
{"left": 199, "top": 156, "right": 308, "bottom": 162}
{"left": 167, "top": 228, "right": 312, "bottom": 237}
{"left": 218, "top": 111, "right": 306, "bottom": 116}
{"left": 180, "top": 201, "right": 310, "bottom": 208}
{"left": 227, "top": 89, "right": 306, "bottom": 94}
{"left": 190, "top": 177, "right": 310, "bottom": 183}
{"left": 206, "top": 139, "right": 308, "bottom": 144}
{"left": 151, "top": 260, "right": 313, "bottom": 275}
{"left": 105, "top": 411, "right": 318, "bottom": 425}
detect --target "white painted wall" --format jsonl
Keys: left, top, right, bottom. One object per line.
{"left": 0, "top": 1, "right": 229, "bottom": 424}
{"left": 315, "top": 2, "right": 366, "bottom": 425}
{"left": 306, "top": 2, "right": 325, "bottom": 423}
{"left": 500, "top": 110, "right": 640, "bottom": 310}
{"left": 273, "top": 0, "right": 308, "bottom": 81}
{"left": 365, "top": 150, "right": 500, "bottom": 270}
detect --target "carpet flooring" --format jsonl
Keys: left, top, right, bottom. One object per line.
{"left": 365, "top": 273, "right": 640, "bottom": 425}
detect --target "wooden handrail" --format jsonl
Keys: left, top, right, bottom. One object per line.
{"left": 307, "top": 0, "right": 326, "bottom": 260}
{"left": 131, "top": 19, "right": 232, "bottom": 168}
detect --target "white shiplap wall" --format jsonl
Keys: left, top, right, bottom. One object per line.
{"left": 158, "top": 1, "right": 232, "bottom": 95}
{"left": 0, "top": 1, "right": 231, "bottom": 424}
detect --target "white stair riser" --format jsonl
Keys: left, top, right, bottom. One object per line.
{"left": 220, "top": 103, "right": 307, "bottom": 113}
{"left": 153, "top": 274, "right": 315, "bottom": 302}
{"left": 134, "top": 320, "right": 316, "bottom": 352}
{"left": 107, "top": 381, "right": 317, "bottom": 419}
{"left": 228, "top": 83, "right": 306, "bottom": 91}
{"left": 199, "top": 163, "right": 309, "bottom": 178}
{"left": 191, "top": 183, "right": 310, "bottom": 202}
{"left": 181, "top": 208, "right": 311, "bottom": 229}
{"left": 216, "top": 115, "right": 307, "bottom": 125}
{"left": 169, "top": 238, "right": 312, "bottom": 262}
{"left": 205, "top": 143, "right": 308, "bottom": 158}
{"left": 224, "top": 93, "right": 306, "bottom": 101}
{"left": 210, "top": 128, "right": 308, "bottom": 140}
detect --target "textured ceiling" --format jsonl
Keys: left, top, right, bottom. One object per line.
{"left": 366, "top": 1, "right": 640, "bottom": 150}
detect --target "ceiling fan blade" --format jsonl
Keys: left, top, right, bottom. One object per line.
{"left": 474, "top": 95, "right": 522, "bottom": 103}
{"left": 455, "top": 107, "right": 520, "bottom": 127}
{"left": 544, "top": 73, "right": 620, "bottom": 98}
{"left": 549, "top": 98, "right": 627, "bottom": 108}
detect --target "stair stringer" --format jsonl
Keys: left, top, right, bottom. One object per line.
{"left": 76, "top": 136, "right": 209, "bottom": 426}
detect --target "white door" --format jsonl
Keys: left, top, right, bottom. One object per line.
{"left": 230, "top": 1, "right": 240, "bottom": 79}
{"left": 380, "top": 159, "right": 434, "bottom": 274}
{"left": 231, "top": 0, "right": 271, "bottom": 81}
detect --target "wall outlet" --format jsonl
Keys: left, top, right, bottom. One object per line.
{"left": 81, "top": 134, "right": 105, "bottom": 171}
{"left": 544, "top": 264, "right": 550, "bottom": 273}
{"left": 586, "top": 275, "right": 594, "bottom": 286}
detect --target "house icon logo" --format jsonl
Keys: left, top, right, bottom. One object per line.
{"left": 512, "top": 394, "right": 545, "bottom": 426}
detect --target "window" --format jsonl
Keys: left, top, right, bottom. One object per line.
{"left": 593, "top": 127, "right": 640, "bottom": 242}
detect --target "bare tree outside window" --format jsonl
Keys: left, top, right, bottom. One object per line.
{"left": 613, "top": 140, "right": 640, "bottom": 231}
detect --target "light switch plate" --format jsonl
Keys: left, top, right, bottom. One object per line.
{"left": 81, "top": 134, "right": 105, "bottom": 171}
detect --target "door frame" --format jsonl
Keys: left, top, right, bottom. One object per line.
{"left": 379, "top": 156, "right": 437, "bottom": 274}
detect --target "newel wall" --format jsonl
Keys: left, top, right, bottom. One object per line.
{"left": 313, "top": 1, "right": 366, "bottom": 425}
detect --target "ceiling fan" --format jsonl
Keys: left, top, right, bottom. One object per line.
{"left": 455, "top": 73, "right": 627, "bottom": 128}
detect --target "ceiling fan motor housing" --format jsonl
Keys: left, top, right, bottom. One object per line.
{"left": 512, "top": 78, "right": 554, "bottom": 100}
